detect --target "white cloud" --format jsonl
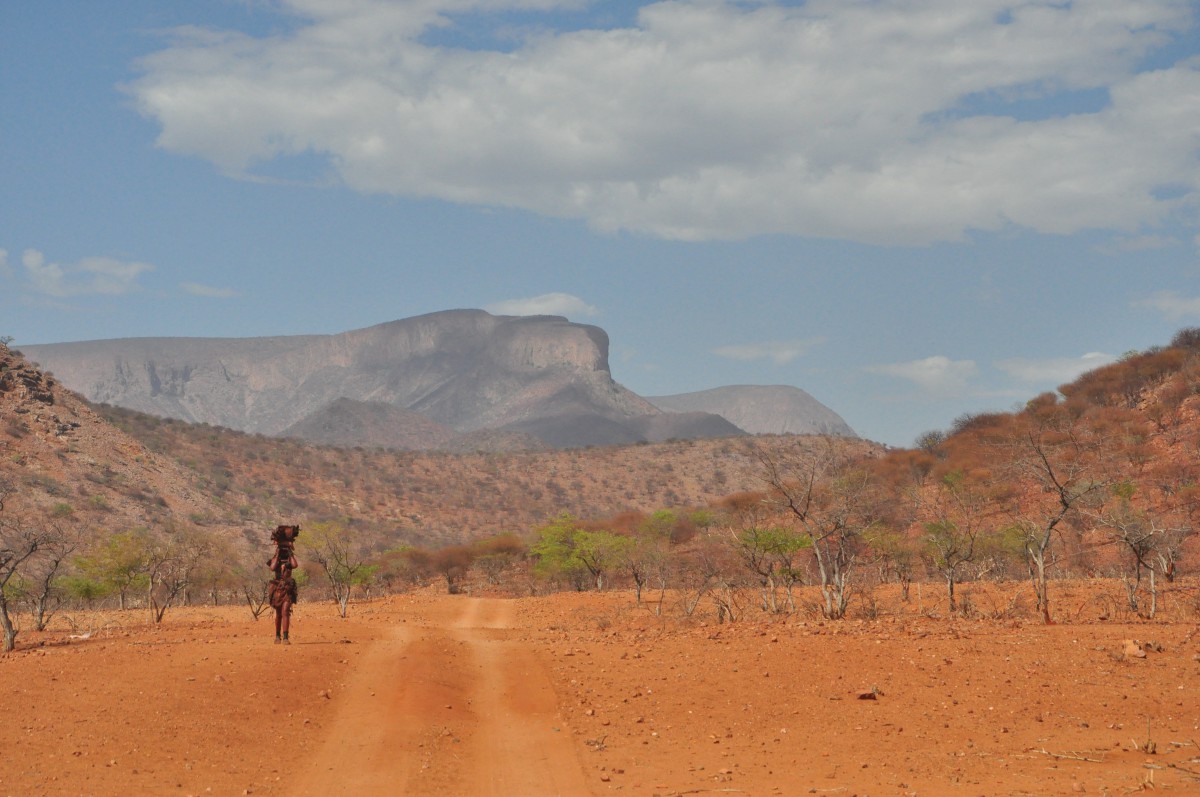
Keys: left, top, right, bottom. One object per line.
{"left": 867, "top": 355, "right": 979, "bottom": 396}
{"left": 485, "top": 291, "right": 599, "bottom": 318}
{"left": 713, "top": 339, "right": 820, "bottom": 365}
{"left": 21, "top": 249, "right": 154, "bottom": 297}
{"left": 1134, "top": 290, "right": 1200, "bottom": 321}
{"left": 994, "top": 352, "right": 1114, "bottom": 384}
{"left": 129, "top": 0, "right": 1200, "bottom": 245}
{"left": 182, "top": 282, "right": 240, "bottom": 298}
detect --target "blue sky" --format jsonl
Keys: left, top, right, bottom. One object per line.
{"left": 2, "top": 1, "right": 1199, "bottom": 447}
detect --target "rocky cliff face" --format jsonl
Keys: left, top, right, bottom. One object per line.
{"left": 21, "top": 310, "right": 701, "bottom": 449}
{"left": 22, "top": 312, "right": 853, "bottom": 450}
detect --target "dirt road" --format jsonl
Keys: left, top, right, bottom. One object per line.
{"left": 290, "top": 597, "right": 594, "bottom": 796}
{"left": 6, "top": 586, "right": 1200, "bottom": 796}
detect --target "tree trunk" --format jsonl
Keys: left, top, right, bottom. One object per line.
{"left": 0, "top": 599, "right": 17, "bottom": 652}
{"left": 1032, "top": 554, "right": 1051, "bottom": 624}
{"left": 1148, "top": 568, "right": 1157, "bottom": 619}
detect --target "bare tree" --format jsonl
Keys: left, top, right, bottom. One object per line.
{"left": 758, "top": 439, "right": 882, "bottom": 620}
{"left": 997, "top": 395, "right": 1114, "bottom": 624}
{"left": 0, "top": 482, "right": 64, "bottom": 651}
{"left": 919, "top": 469, "right": 994, "bottom": 614}
{"left": 146, "top": 526, "right": 214, "bottom": 624}
{"left": 301, "top": 521, "right": 372, "bottom": 617}
{"left": 624, "top": 511, "right": 677, "bottom": 613}
{"left": 1089, "top": 481, "right": 1192, "bottom": 618}
{"left": 431, "top": 544, "right": 474, "bottom": 594}
{"left": 18, "top": 522, "right": 78, "bottom": 631}
{"left": 673, "top": 532, "right": 734, "bottom": 618}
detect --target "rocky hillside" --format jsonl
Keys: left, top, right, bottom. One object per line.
{"left": 20, "top": 310, "right": 840, "bottom": 450}
{"left": 96, "top": 401, "right": 881, "bottom": 548}
{"left": 0, "top": 343, "right": 250, "bottom": 546}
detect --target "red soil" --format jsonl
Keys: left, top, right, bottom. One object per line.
{"left": 3, "top": 583, "right": 1199, "bottom": 796}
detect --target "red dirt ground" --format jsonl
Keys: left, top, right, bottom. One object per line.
{"left": 2, "top": 582, "right": 1199, "bottom": 796}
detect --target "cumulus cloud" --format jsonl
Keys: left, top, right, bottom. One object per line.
{"left": 994, "top": 352, "right": 1114, "bottom": 384}
{"left": 485, "top": 291, "right": 599, "bottom": 317}
{"left": 21, "top": 249, "right": 154, "bottom": 297}
{"left": 1134, "top": 290, "right": 1200, "bottom": 320}
{"left": 713, "top": 339, "right": 820, "bottom": 365}
{"left": 867, "top": 355, "right": 979, "bottom": 396}
{"left": 182, "top": 281, "right": 240, "bottom": 298}
{"left": 129, "top": 0, "right": 1200, "bottom": 244}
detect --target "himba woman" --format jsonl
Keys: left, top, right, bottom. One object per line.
{"left": 267, "top": 539, "right": 299, "bottom": 644}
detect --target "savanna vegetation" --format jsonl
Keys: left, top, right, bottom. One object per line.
{"left": 4, "top": 329, "right": 1200, "bottom": 652}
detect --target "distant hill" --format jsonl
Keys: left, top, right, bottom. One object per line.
{"left": 648, "top": 385, "right": 856, "bottom": 437}
{"left": 24, "top": 310, "right": 850, "bottom": 450}
{"left": 280, "top": 398, "right": 459, "bottom": 450}
{"left": 1, "top": 339, "right": 884, "bottom": 557}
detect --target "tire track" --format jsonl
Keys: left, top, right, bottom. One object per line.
{"left": 289, "top": 597, "right": 593, "bottom": 796}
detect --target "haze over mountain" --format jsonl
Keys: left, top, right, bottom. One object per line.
{"left": 22, "top": 310, "right": 851, "bottom": 449}
{"left": 648, "top": 385, "right": 856, "bottom": 437}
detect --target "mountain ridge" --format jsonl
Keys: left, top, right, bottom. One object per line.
{"left": 21, "top": 310, "right": 854, "bottom": 450}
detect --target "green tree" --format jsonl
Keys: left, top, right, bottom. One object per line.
{"left": 730, "top": 525, "right": 808, "bottom": 613}
{"left": 571, "top": 529, "right": 631, "bottom": 591}
{"left": 529, "top": 513, "right": 589, "bottom": 589}
{"left": 76, "top": 529, "right": 151, "bottom": 610}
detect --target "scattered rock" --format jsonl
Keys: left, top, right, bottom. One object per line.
{"left": 1118, "top": 638, "right": 1156, "bottom": 657}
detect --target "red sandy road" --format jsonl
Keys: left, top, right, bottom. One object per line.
{"left": 290, "top": 597, "right": 595, "bottom": 796}
{"left": 4, "top": 586, "right": 1200, "bottom": 796}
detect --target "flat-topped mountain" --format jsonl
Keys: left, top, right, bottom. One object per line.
{"left": 22, "top": 310, "right": 756, "bottom": 449}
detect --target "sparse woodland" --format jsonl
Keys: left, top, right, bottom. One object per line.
{"left": 4, "top": 329, "right": 1200, "bottom": 651}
